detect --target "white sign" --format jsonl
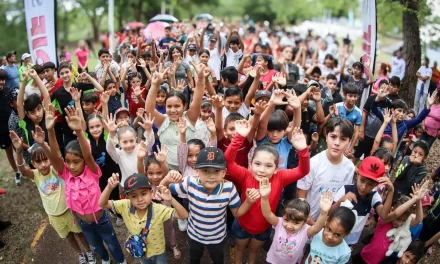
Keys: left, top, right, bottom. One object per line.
{"left": 361, "top": 0, "right": 377, "bottom": 108}
{"left": 24, "top": 0, "right": 57, "bottom": 65}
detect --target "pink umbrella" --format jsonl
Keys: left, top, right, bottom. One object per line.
{"left": 143, "top": 21, "right": 169, "bottom": 41}
{"left": 124, "top": 21, "right": 145, "bottom": 29}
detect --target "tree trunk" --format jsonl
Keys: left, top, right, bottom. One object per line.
{"left": 399, "top": 0, "right": 421, "bottom": 107}
{"left": 91, "top": 15, "right": 100, "bottom": 41}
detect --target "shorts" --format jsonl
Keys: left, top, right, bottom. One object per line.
{"left": 49, "top": 210, "right": 82, "bottom": 238}
{"left": 231, "top": 219, "right": 271, "bottom": 241}
{"left": 0, "top": 132, "right": 12, "bottom": 149}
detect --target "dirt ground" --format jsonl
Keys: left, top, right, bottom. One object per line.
{"left": 0, "top": 140, "right": 439, "bottom": 264}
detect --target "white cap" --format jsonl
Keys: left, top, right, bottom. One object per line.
{"left": 21, "top": 53, "right": 31, "bottom": 61}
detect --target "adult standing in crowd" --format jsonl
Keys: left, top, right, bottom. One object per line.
{"left": 0, "top": 51, "right": 19, "bottom": 89}
{"left": 390, "top": 49, "right": 406, "bottom": 80}
{"left": 414, "top": 57, "right": 432, "bottom": 114}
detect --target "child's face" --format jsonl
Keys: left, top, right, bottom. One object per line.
{"left": 389, "top": 84, "right": 399, "bottom": 95}
{"left": 282, "top": 47, "right": 293, "bottom": 60}
{"left": 156, "top": 92, "right": 166, "bottom": 107}
{"left": 224, "top": 95, "right": 242, "bottom": 113}
{"left": 118, "top": 131, "right": 136, "bottom": 153}
{"left": 99, "top": 53, "right": 109, "bottom": 63}
{"left": 224, "top": 120, "right": 237, "bottom": 140}
{"left": 267, "top": 129, "right": 285, "bottom": 144}
{"left": 127, "top": 188, "right": 152, "bottom": 210}
{"left": 116, "top": 112, "right": 130, "bottom": 125}
{"left": 187, "top": 144, "right": 202, "bottom": 168}
{"left": 409, "top": 146, "right": 426, "bottom": 165}
{"left": 326, "top": 126, "right": 351, "bottom": 159}
{"left": 88, "top": 118, "right": 103, "bottom": 139}
{"left": 352, "top": 66, "right": 362, "bottom": 77}
{"left": 383, "top": 141, "right": 394, "bottom": 153}
{"left": 146, "top": 164, "right": 164, "bottom": 186}
{"left": 397, "top": 251, "right": 417, "bottom": 264}
{"left": 31, "top": 158, "right": 51, "bottom": 176}
{"left": 199, "top": 53, "right": 209, "bottom": 64}
{"left": 200, "top": 106, "right": 212, "bottom": 121}
{"left": 256, "top": 56, "right": 267, "bottom": 67}
{"left": 414, "top": 128, "right": 423, "bottom": 138}
{"left": 82, "top": 102, "right": 96, "bottom": 115}
{"left": 391, "top": 212, "right": 411, "bottom": 228}
{"left": 324, "top": 58, "right": 333, "bottom": 68}
{"left": 166, "top": 96, "right": 185, "bottom": 122}
{"left": 130, "top": 77, "right": 142, "bottom": 87}
{"left": 229, "top": 43, "right": 239, "bottom": 52}
{"left": 344, "top": 93, "right": 358, "bottom": 107}
{"left": 282, "top": 216, "right": 306, "bottom": 234}
{"left": 106, "top": 83, "right": 117, "bottom": 96}
{"left": 357, "top": 175, "right": 379, "bottom": 197}
{"left": 0, "top": 78, "right": 5, "bottom": 90}
{"left": 326, "top": 79, "right": 337, "bottom": 90}
{"left": 250, "top": 151, "right": 278, "bottom": 181}
{"left": 65, "top": 152, "right": 85, "bottom": 176}
{"left": 196, "top": 168, "right": 226, "bottom": 192}
{"left": 406, "top": 112, "right": 415, "bottom": 120}
{"left": 59, "top": 68, "right": 72, "bottom": 83}
{"left": 381, "top": 159, "right": 391, "bottom": 174}
{"left": 322, "top": 219, "right": 348, "bottom": 247}
{"left": 26, "top": 104, "right": 44, "bottom": 124}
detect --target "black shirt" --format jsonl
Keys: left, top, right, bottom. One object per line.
{"left": 0, "top": 87, "right": 12, "bottom": 133}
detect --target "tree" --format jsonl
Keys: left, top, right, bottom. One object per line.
{"left": 76, "top": 0, "right": 107, "bottom": 41}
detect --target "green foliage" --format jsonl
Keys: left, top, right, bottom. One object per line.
{"left": 376, "top": 0, "right": 403, "bottom": 34}
{"left": 0, "top": 1, "right": 28, "bottom": 55}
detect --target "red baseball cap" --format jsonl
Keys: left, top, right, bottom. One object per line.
{"left": 421, "top": 192, "right": 432, "bottom": 207}
{"left": 358, "top": 156, "right": 385, "bottom": 182}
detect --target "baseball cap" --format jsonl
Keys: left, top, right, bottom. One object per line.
{"left": 208, "top": 36, "right": 217, "bottom": 42}
{"left": 307, "top": 80, "right": 320, "bottom": 88}
{"left": 421, "top": 192, "right": 432, "bottom": 207}
{"left": 358, "top": 156, "right": 385, "bottom": 183}
{"left": 8, "top": 88, "right": 18, "bottom": 104}
{"left": 195, "top": 147, "right": 226, "bottom": 170}
{"left": 255, "top": 90, "right": 272, "bottom": 101}
{"left": 188, "top": 44, "right": 197, "bottom": 51}
{"left": 42, "top": 62, "right": 56, "bottom": 70}
{"left": 115, "top": 107, "right": 129, "bottom": 117}
{"left": 6, "top": 50, "right": 16, "bottom": 59}
{"left": 123, "top": 173, "right": 151, "bottom": 194}
{"left": 21, "top": 53, "right": 31, "bottom": 61}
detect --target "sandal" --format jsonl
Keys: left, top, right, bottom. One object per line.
{"left": 172, "top": 245, "right": 181, "bottom": 259}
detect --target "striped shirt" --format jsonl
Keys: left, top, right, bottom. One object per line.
{"left": 170, "top": 176, "right": 241, "bottom": 244}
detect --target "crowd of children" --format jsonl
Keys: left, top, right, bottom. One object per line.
{"left": 0, "top": 21, "right": 440, "bottom": 264}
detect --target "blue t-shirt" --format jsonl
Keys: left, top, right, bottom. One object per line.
{"left": 335, "top": 102, "right": 362, "bottom": 126}
{"left": 108, "top": 94, "right": 122, "bottom": 115}
{"left": 305, "top": 230, "right": 351, "bottom": 264}
{"left": 257, "top": 136, "right": 292, "bottom": 169}
{"left": 159, "top": 37, "right": 177, "bottom": 49}
{"left": 1, "top": 65, "right": 19, "bottom": 89}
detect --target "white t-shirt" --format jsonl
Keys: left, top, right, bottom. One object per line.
{"left": 390, "top": 57, "right": 406, "bottom": 80}
{"left": 225, "top": 49, "right": 243, "bottom": 68}
{"left": 207, "top": 47, "right": 221, "bottom": 80}
{"left": 297, "top": 150, "right": 355, "bottom": 221}
{"left": 24, "top": 85, "right": 41, "bottom": 100}
{"left": 416, "top": 65, "right": 432, "bottom": 94}
{"left": 212, "top": 104, "right": 250, "bottom": 122}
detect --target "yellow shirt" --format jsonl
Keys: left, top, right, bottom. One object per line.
{"left": 32, "top": 166, "right": 68, "bottom": 216}
{"left": 113, "top": 200, "right": 174, "bottom": 258}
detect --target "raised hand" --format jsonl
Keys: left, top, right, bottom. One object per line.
{"left": 136, "top": 108, "right": 145, "bottom": 121}
{"left": 100, "top": 91, "right": 110, "bottom": 104}
{"left": 108, "top": 173, "right": 120, "bottom": 189}
{"left": 251, "top": 101, "right": 267, "bottom": 115}
{"left": 245, "top": 188, "right": 261, "bottom": 203}
{"left": 137, "top": 141, "right": 148, "bottom": 159}
{"left": 9, "top": 131, "right": 23, "bottom": 151}
{"left": 291, "top": 127, "right": 307, "bottom": 151}
{"left": 166, "top": 170, "right": 183, "bottom": 183}
{"left": 427, "top": 90, "right": 437, "bottom": 108}
{"left": 151, "top": 72, "right": 163, "bottom": 86}
{"left": 156, "top": 185, "right": 172, "bottom": 201}
{"left": 138, "top": 113, "right": 155, "bottom": 131}
{"left": 190, "top": 60, "right": 205, "bottom": 78}
{"left": 133, "top": 85, "right": 145, "bottom": 97}
{"left": 284, "top": 89, "right": 301, "bottom": 109}
{"left": 103, "top": 113, "right": 118, "bottom": 133}
{"left": 377, "top": 84, "right": 390, "bottom": 100}
{"left": 177, "top": 117, "right": 187, "bottom": 134}
{"left": 270, "top": 89, "right": 288, "bottom": 106}
{"left": 342, "top": 191, "right": 358, "bottom": 204}
{"left": 31, "top": 126, "right": 46, "bottom": 145}
{"left": 138, "top": 58, "right": 146, "bottom": 68}
{"left": 148, "top": 61, "right": 157, "bottom": 73}
{"left": 286, "top": 121, "right": 294, "bottom": 135}
{"left": 45, "top": 104, "right": 56, "bottom": 130}
{"left": 248, "top": 67, "right": 257, "bottom": 78}
{"left": 311, "top": 87, "right": 321, "bottom": 102}
{"left": 319, "top": 190, "right": 334, "bottom": 213}
{"left": 22, "top": 70, "right": 29, "bottom": 81}
{"left": 29, "top": 69, "right": 38, "bottom": 79}
{"left": 311, "top": 132, "right": 319, "bottom": 142}
{"left": 273, "top": 72, "right": 286, "bottom": 86}
{"left": 328, "top": 105, "right": 336, "bottom": 116}
{"left": 203, "top": 67, "right": 212, "bottom": 79}
{"left": 392, "top": 109, "right": 399, "bottom": 123}
{"left": 69, "top": 87, "right": 82, "bottom": 102}
{"left": 154, "top": 145, "right": 168, "bottom": 163}
{"left": 259, "top": 178, "right": 271, "bottom": 198}
{"left": 383, "top": 108, "right": 392, "bottom": 123}
{"left": 235, "top": 120, "right": 251, "bottom": 137}
{"left": 208, "top": 95, "right": 224, "bottom": 109}
{"left": 411, "top": 181, "right": 430, "bottom": 200}
{"left": 171, "top": 79, "right": 185, "bottom": 92}
{"left": 65, "top": 106, "right": 82, "bottom": 131}
{"left": 378, "top": 177, "right": 394, "bottom": 193}
{"left": 205, "top": 117, "right": 216, "bottom": 133}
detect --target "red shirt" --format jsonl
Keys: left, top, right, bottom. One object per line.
{"left": 224, "top": 133, "right": 310, "bottom": 234}
{"left": 48, "top": 78, "right": 63, "bottom": 122}
{"left": 259, "top": 69, "right": 278, "bottom": 90}
{"left": 126, "top": 85, "right": 147, "bottom": 117}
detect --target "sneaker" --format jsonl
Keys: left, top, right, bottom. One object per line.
{"left": 15, "top": 172, "right": 21, "bottom": 186}
{"left": 78, "top": 253, "right": 87, "bottom": 264}
{"left": 101, "top": 259, "right": 111, "bottom": 264}
{"left": 115, "top": 217, "right": 124, "bottom": 227}
{"left": 85, "top": 251, "right": 96, "bottom": 264}
{"left": 177, "top": 219, "right": 188, "bottom": 231}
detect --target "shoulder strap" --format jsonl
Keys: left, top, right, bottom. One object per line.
{"left": 145, "top": 202, "right": 153, "bottom": 230}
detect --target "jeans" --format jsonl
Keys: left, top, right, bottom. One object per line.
{"left": 188, "top": 237, "right": 225, "bottom": 264}
{"left": 77, "top": 210, "right": 125, "bottom": 263}
{"left": 139, "top": 252, "right": 167, "bottom": 264}
{"left": 414, "top": 89, "right": 428, "bottom": 115}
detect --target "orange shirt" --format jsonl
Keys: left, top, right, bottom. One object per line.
{"left": 431, "top": 67, "right": 440, "bottom": 84}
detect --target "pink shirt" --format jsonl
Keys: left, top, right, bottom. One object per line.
{"left": 74, "top": 48, "right": 89, "bottom": 68}
{"left": 65, "top": 52, "right": 72, "bottom": 62}
{"left": 424, "top": 104, "right": 440, "bottom": 137}
{"left": 59, "top": 164, "right": 102, "bottom": 222}
{"left": 259, "top": 69, "right": 278, "bottom": 90}
{"left": 267, "top": 218, "right": 310, "bottom": 264}
{"left": 360, "top": 217, "right": 393, "bottom": 264}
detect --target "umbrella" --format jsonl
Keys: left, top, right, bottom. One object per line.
{"left": 124, "top": 21, "right": 145, "bottom": 29}
{"left": 149, "top": 14, "right": 178, "bottom": 23}
{"left": 195, "top": 13, "right": 213, "bottom": 21}
{"left": 144, "top": 21, "right": 170, "bottom": 40}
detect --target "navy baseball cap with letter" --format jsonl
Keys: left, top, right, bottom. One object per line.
{"left": 123, "top": 173, "right": 152, "bottom": 194}
{"left": 195, "top": 147, "right": 226, "bottom": 170}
